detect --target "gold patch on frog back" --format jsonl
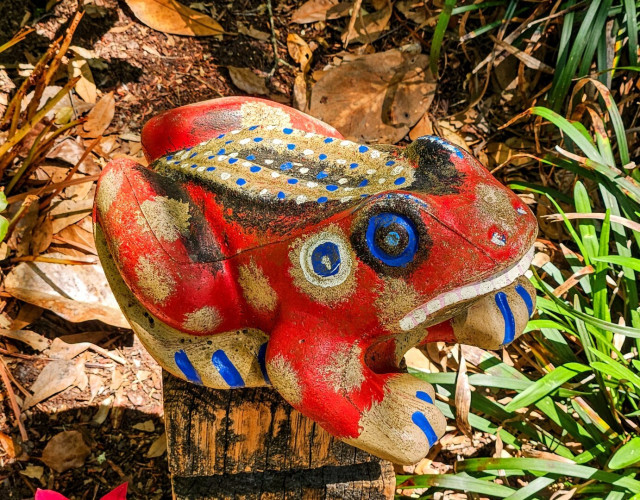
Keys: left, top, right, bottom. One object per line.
{"left": 135, "top": 255, "right": 176, "bottom": 304}
{"left": 267, "top": 354, "right": 302, "bottom": 404}
{"left": 182, "top": 306, "right": 222, "bottom": 333}
{"left": 137, "top": 195, "right": 191, "bottom": 242}
{"left": 96, "top": 168, "right": 124, "bottom": 216}
{"left": 320, "top": 344, "right": 366, "bottom": 393}
{"left": 240, "top": 101, "right": 292, "bottom": 129}
{"left": 238, "top": 259, "right": 278, "bottom": 313}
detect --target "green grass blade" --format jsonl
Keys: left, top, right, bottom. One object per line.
{"left": 456, "top": 458, "right": 640, "bottom": 491}
{"left": 608, "top": 437, "right": 640, "bottom": 469}
{"left": 503, "top": 476, "right": 556, "bottom": 500}
{"left": 430, "top": 0, "right": 457, "bottom": 77}
{"left": 503, "top": 363, "right": 591, "bottom": 412}
{"left": 624, "top": 0, "right": 639, "bottom": 65}
{"left": 397, "top": 473, "right": 516, "bottom": 497}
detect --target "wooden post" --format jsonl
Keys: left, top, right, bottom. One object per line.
{"left": 163, "top": 372, "right": 396, "bottom": 499}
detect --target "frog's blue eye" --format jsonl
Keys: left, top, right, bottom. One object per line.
{"left": 300, "top": 232, "right": 352, "bottom": 287}
{"left": 366, "top": 213, "right": 417, "bottom": 267}
{"left": 311, "top": 242, "right": 341, "bottom": 277}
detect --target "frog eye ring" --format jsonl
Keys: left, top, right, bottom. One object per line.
{"left": 366, "top": 213, "right": 418, "bottom": 267}
{"left": 299, "top": 231, "right": 352, "bottom": 287}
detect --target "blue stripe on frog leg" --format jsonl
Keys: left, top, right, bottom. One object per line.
{"left": 515, "top": 284, "right": 534, "bottom": 316}
{"left": 411, "top": 412, "right": 438, "bottom": 447}
{"left": 416, "top": 391, "right": 433, "bottom": 404}
{"left": 495, "top": 291, "right": 516, "bottom": 345}
{"left": 258, "top": 342, "right": 270, "bottom": 384}
{"left": 174, "top": 349, "right": 203, "bottom": 384}
{"left": 211, "top": 350, "right": 245, "bottom": 388}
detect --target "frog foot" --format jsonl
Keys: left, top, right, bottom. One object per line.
{"left": 265, "top": 313, "right": 446, "bottom": 465}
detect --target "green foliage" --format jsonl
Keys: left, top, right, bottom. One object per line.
{"left": 0, "top": 190, "right": 8, "bottom": 242}
{"left": 429, "top": 0, "right": 640, "bottom": 110}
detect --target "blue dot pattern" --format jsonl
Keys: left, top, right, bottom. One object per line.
{"left": 155, "top": 125, "right": 462, "bottom": 206}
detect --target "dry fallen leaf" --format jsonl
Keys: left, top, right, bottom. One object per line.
{"left": 3, "top": 254, "right": 129, "bottom": 328}
{"left": 227, "top": 67, "right": 269, "bottom": 96}
{"left": 292, "top": 72, "right": 308, "bottom": 112}
{"left": 133, "top": 420, "right": 155, "bottom": 432}
{"left": 0, "top": 328, "right": 51, "bottom": 351}
{"left": 146, "top": 432, "right": 167, "bottom": 458}
{"left": 237, "top": 22, "right": 270, "bottom": 41}
{"left": 41, "top": 430, "right": 91, "bottom": 473}
{"left": 0, "top": 431, "right": 16, "bottom": 458}
{"left": 82, "top": 92, "right": 115, "bottom": 138}
{"left": 409, "top": 112, "right": 434, "bottom": 140}
{"left": 309, "top": 46, "right": 435, "bottom": 143}
{"left": 454, "top": 352, "right": 473, "bottom": 438}
{"left": 287, "top": 33, "right": 313, "bottom": 73}
{"left": 50, "top": 199, "right": 93, "bottom": 234}
{"left": 68, "top": 57, "right": 97, "bottom": 104}
{"left": 23, "top": 359, "right": 83, "bottom": 408}
{"left": 291, "top": 0, "right": 350, "bottom": 23}
{"left": 125, "top": 0, "right": 223, "bottom": 37}
{"left": 20, "top": 464, "right": 44, "bottom": 480}
{"left": 342, "top": 1, "right": 392, "bottom": 46}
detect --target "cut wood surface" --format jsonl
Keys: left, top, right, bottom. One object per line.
{"left": 163, "top": 372, "right": 395, "bottom": 499}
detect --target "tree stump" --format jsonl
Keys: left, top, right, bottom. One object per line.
{"left": 163, "top": 372, "right": 396, "bottom": 499}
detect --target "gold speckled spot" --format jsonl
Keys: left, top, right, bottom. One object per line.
{"left": 135, "top": 256, "right": 176, "bottom": 304}
{"left": 238, "top": 259, "right": 278, "bottom": 313}
{"left": 183, "top": 306, "right": 222, "bottom": 333}
{"left": 476, "top": 183, "right": 518, "bottom": 231}
{"left": 375, "top": 278, "right": 423, "bottom": 331}
{"left": 240, "top": 102, "right": 292, "bottom": 129}
{"left": 137, "top": 196, "right": 191, "bottom": 242}
{"left": 321, "top": 344, "right": 365, "bottom": 393}
{"left": 96, "top": 168, "right": 124, "bottom": 216}
{"left": 267, "top": 354, "right": 302, "bottom": 405}
{"left": 288, "top": 226, "right": 357, "bottom": 305}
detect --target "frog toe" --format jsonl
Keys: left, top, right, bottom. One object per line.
{"left": 345, "top": 374, "right": 446, "bottom": 465}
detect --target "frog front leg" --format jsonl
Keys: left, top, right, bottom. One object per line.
{"left": 265, "top": 312, "right": 446, "bottom": 465}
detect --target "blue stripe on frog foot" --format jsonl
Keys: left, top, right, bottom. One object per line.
{"left": 411, "top": 412, "right": 437, "bottom": 446}
{"left": 174, "top": 350, "right": 202, "bottom": 384}
{"left": 211, "top": 350, "right": 245, "bottom": 388}
{"left": 515, "top": 284, "right": 534, "bottom": 316}
{"left": 495, "top": 291, "right": 516, "bottom": 345}
{"left": 416, "top": 391, "right": 433, "bottom": 404}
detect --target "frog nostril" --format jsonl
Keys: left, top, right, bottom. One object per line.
{"left": 490, "top": 232, "right": 507, "bottom": 247}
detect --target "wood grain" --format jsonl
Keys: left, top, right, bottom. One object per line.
{"left": 163, "top": 372, "right": 395, "bottom": 499}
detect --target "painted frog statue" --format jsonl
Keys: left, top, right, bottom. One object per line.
{"left": 94, "top": 97, "right": 537, "bottom": 465}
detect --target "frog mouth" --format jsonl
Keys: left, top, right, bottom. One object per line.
{"left": 399, "top": 246, "right": 535, "bottom": 332}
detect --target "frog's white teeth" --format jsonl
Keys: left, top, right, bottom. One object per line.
{"left": 399, "top": 246, "right": 535, "bottom": 331}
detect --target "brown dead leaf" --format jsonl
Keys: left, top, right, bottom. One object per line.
{"left": 7, "top": 196, "right": 39, "bottom": 258}
{"left": 309, "top": 46, "right": 435, "bottom": 143}
{"left": 0, "top": 431, "right": 16, "bottom": 458}
{"left": 292, "top": 72, "right": 308, "bottom": 112}
{"left": 287, "top": 34, "right": 313, "bottom": 73}
{"left": 47, "top": 337, "right": 91, "bottom": 360}
{"left": 237, "top": 23, "right": 270, "bottom": 41}
{"left": 23, "top": 360, "right": 80, "bottom": 408}
{"left": 133, "top": 420, "right": 155, "bottom": 432}
{"left": 409, "top": 112, "right": 434, "bottom": 140}
{"left": 20, "top": 464, "right": 43, "bottom": 480}
{"left": 341, "top": 1, "right": 392, "bottom": 46}
{"left": 454, "top": 352, "right": 473, "bottom": 438}
{"left": 146, "top": 432, "right": 167, "bottom": 458}
{"left": 0, "top": 328, "right": 50, "bottom": 351}
{"left": 41, "top": 430, "right": 91, "bottom": 473}
{"left": 10, "top": 303, "right": 44, "bottom": 330}
{"left": 125, "top": 0, "right": 223, "bottom": 37}
{"left": 291, "top": 0, "right": 350, "bottom": 23}
{"left": 47, "top": 138, "right": 100, "bottom": 175}
{"left": 227, "top": 67, "right": 269, "bottom": 96}
{"left": 3, "top": 254, "right": 129, "bottom": 328}
{"left": 82, "top": 92, "right": 115, "bottom": 138}
{"left": 68, "top": 57, "right": 97, "bottom": 104}
{"left": 32, "top": 214, "right": 53, "bottom": 255}
{"left": 396, "top": 0, "right": 429, "bottom": 25}
{"left": 50, "top": 199, "right": 93, "bottom": 234}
